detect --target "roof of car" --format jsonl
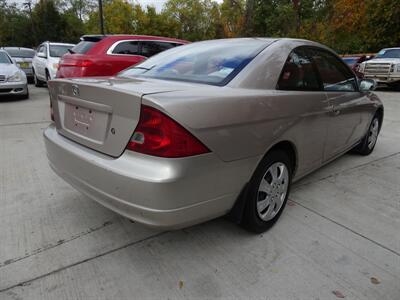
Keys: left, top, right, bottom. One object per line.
{"left": 80, "top": 34, "right": 189, "bottom": 44}
{"left": 2, "top": 47, "right": 35, "bottom": 51}
{"left": 43, "top": 42, "right": 75, "bottom": 46}
{"left": 381, "top": 47, "right": 400, "bottom": 50}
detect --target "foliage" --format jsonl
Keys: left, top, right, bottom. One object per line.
{"left": 0, "top": 0, "right": 399, "bottom": 54}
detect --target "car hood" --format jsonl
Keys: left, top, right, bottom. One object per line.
{"left": 366, "top": 58, "right": 400, "bottom": 64}
{"left": 0, "top": 63, "right": 20, "bottom": 76}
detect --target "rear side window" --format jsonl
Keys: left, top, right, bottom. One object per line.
{"left": 277, "top": 49, "right": 321, "bottom": 91}
{"left": 72, "top": 41, "right": 96, "bottom": 54}
{"left": 141, "top": 41, "right": 180, "bottom": 57}
{"left": 310, "top": 49, "right": 356, "bottom": 92}
{"left": 112, "top": 41, "right": 139, "bottom": 55}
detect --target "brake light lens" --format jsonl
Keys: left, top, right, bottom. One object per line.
{"left": 60, "top": 59, "right": 93, "bottom": 67}
{"left": 127, "top": 105, "right": 210, "bottom": 158}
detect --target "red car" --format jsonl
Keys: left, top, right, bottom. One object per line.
{"left": 56, "top": 35, "right": 188, "bottom": 78}
{"left": 341, "top": 55, "right": 373, "bottom": 77}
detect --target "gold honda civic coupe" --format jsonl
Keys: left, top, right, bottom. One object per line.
{"left": 44, "top": 38, "right": 383, "bottom": 232}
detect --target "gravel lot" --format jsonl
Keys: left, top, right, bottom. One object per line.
{"left": 0, "top": 85, "right": 399, "bottom": 300}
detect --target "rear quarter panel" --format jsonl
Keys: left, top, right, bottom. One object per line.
{"left": 144, "top": 87, "right": 331, "bottom": 179}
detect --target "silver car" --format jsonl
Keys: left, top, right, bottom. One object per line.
{"left": 0, "top": 50, "right": 29, "bottom": 99}
{"left": 2, "top": 47, "right": 35, "bottom": 81}
{"left": 44, "top": 38, "right": 383, "bottom": 232}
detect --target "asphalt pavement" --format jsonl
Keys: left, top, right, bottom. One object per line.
{"left": 0, "top": 85, "right": 399, "bottom": 299}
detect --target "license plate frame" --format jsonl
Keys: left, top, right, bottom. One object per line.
{"left": 63, "top": 103, "right": 109, "bottom": 143}
{"left": 19, "top": 62, "right": 29, "bottom": 69}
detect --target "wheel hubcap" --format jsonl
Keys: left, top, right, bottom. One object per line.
{"left": 368, "top": 118, "right": 379, "bottom": 149}
{"left": 256, "top": 162, "right": 289, "bottom": 221}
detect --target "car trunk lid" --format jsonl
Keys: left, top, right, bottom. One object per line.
{"left": 48, "top": 76, "right": 192, "bottom": 157}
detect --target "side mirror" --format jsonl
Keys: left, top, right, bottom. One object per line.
{"left": 359, "top": 79, "right": 377, "bottom": 92}
{"left": 38, "top": 52, "right": 47, "bottom": 58}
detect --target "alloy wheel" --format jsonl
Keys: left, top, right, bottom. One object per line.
{"left": 256, "top": 162, "right": 289, "bottom": 221}
{"left": 368, "top": 118, "right": 379, "bottom": 149}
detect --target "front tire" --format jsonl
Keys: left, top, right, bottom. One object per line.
{"left": 20, "top": 88, "right": 29, "bottom": 99}
{"left": 354, "top": 115, "right": 381, "bottom": 155}
{"left": 242, "top": 150, "right": 292, "bottom": 233}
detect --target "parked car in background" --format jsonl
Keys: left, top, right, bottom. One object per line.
{"left": 56, "top": 35, "right": 188, "bottom": 79}
{"left": 341, "top": 54, "right": 371, "bottom": 77}
{"left": 2, "top": 47, "right": 35, "bottom": 82}
{"left": 0, "top": 50, "right": 29, "bottom": 99}
{"left": 45, "top": 38, "right": 383, "bottom": 233}
{"left": 32, "top": 41, "right": 75, "bottom": 87}
{"left": 358, "top": 47, "right": 400, "bottom": 90}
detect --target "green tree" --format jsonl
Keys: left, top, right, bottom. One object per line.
{"left": 32, "top": 0, "right": 66, "bottom": 43}
{"left": 86, "top": 0, "right": 134, "bottom": 34}
{"left": 220, "top": 0, "right": 245, "bottom": 37}
{"left": 163, "top": 0, "right": 222, "bottom": 41}
{"left": 364, "top": 0, "right": 400, "bottom": 51}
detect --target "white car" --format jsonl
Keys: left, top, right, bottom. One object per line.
{"left": 32, "top": 42, "right": 75, "bottom": 87}
{"left": 0, "top": 50, "right": 29, "bottom": 99}
{"left": 358, "top": 47, "right": 400, "bottom": 90}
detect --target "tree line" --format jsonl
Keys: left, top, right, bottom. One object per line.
{"left": 0, "top": 0, "right": 399, "bottom": 54}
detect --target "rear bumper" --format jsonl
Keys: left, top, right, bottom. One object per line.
{"left": 0, "top": 81, "right": 28, "bottom": 96}
{"left": 44, "top": 124, "right": 257, "bottom": 229}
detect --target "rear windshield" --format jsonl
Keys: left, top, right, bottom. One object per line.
{"left": 71, "top": 41, "right": 97, "bottom": 54}
{"left": 4, "top": 48, "right": 35, "bottom": 58}
{"left": 0, "top": 52, "right": 12, "bottom": 64}
{"left": 119, "top": 40, "right": 269, "bottom": 86}
{"left": 49, "top": 45, "right": 73, "bottom": 57}
{"left": 375, "top": 49, "right": 400, "bottom": 59}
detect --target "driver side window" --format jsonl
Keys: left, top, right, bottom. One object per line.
{"left": 309, "top": 48, "right": 357, "bottom": 92}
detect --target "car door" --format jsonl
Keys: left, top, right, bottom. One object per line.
{"left": 308, "top": 48, "right": 364, "bottom": 161}
{"left": 35, "top": 45, "right": 47, "bottom": 80}
{"left": 276, "top": 47, "right": 330, "bottom": 174}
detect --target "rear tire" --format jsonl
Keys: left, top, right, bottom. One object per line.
{"left": 354, "top": 114, "right": 381, "bottom": 155}
{"left": 242, "top": 150, "right": 292, "bottom": 233}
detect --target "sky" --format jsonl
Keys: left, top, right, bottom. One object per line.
{"left": 6, "top": 0, "right": 221, "bottom": 12}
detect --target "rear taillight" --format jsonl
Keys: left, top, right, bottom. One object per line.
{"left": 61, "top": 59, "right": 93, "bottom": 67}
{"left": 127, "top": 105, "right": 210, "bottom": 158}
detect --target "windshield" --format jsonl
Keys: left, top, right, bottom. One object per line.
{"left": 0, "top": 52, "right": 12, "bottom": 64}
{"left": 49, "top": 45, "right": 73, "bottom": 57}
{"left": 71, "top": 41, "right": 97, "bottom": 54}
{"left": 119, "top": 40, "right": 270, "bottom": 86}
{"left": 4, "top": 48, "right": 35, "bottom": 58}
{"left": 375, "top": 49, "right": 400, "bottom": 59}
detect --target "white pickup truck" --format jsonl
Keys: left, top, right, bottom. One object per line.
{"left": 358, "top": 47, "right": 400, "bottom": 90}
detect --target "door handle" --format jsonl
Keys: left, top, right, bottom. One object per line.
{"left": 327, "top": 105, "right": 340, "bottom": 116}
{"left": 332, "top": 108, "right": 341, "bottom": 116}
